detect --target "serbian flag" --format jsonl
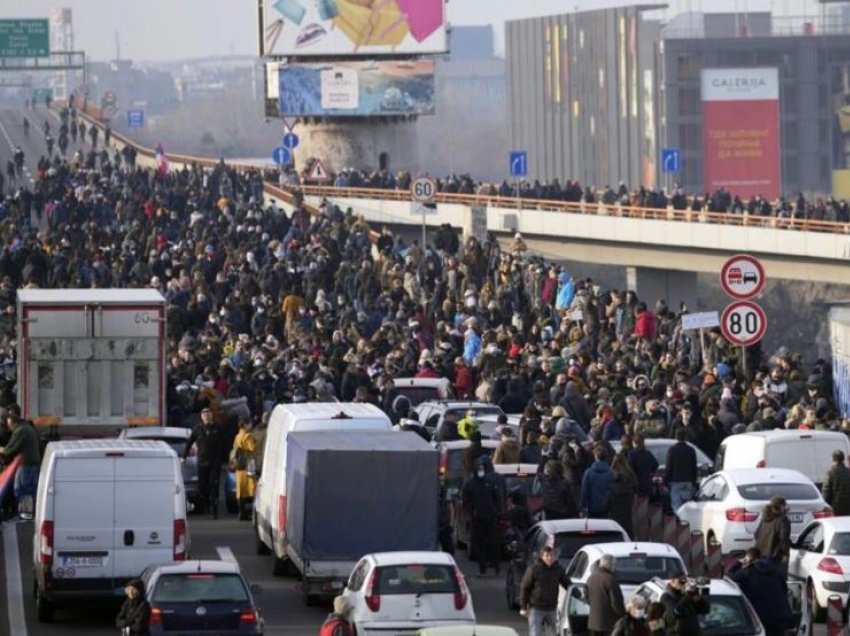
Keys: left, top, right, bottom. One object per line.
{"left": 155, "top": 143, "right": 170, "bottom": 176}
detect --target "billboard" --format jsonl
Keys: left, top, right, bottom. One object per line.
{"left": 260, "top": 0, "right": 447, "bottom": 57}
{"left": 279, "top": 60, "right": 435, "bottom": 117}
{"left": 701, "top": 67, "right": 781, "bottom": 199}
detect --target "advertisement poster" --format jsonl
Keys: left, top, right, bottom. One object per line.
{"left": 260, "top": 0, "right": 447, "bottom": 57}
{"left": 279, "top": 60, "right": 435, "bottom": 117}
{"left": 701, "top": 67, "right": 781, "bottom": 199}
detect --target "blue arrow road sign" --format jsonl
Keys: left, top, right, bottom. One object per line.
{"left": 272, "top": 146, "right": 291, "bottom": 165}
{"left": 126, "top": 109, "right": 144, "bottom": 128}
{"left": 662, "top": 147, "right": 682, "bottom": 174}
{"left": 282, "top": 133, "right": 299, "bottom": 150}
{"left": 509, "top": 151, "right": 528, "bottom": 178}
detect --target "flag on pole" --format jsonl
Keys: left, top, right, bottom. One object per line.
{"left": 155, "top": 143, "right": 170, "bottom": 176}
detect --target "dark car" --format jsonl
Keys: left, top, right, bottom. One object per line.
{"left": 141, "top": 560, "right": 263, "bottom": 634}
{"left": 504, "top": 519, "right": 629, "bottom": 609}
{"left": 438, "top": 439, "right": 499, "bottom": 495}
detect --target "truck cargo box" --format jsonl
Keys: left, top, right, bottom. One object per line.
{"left": 17, "top": 289, "right": 166, "bottom": 431}
{"left": 285, "top": 430, "right": 439, "bottom": 561}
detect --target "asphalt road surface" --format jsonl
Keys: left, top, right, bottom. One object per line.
{"left": 1, "top": 513, "right": 530, "bottom": 636}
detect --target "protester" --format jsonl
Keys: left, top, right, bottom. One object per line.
{"left": 659, "top": 575, "right": 710, "bottom": 635}
{"left": 319, "top": 595, "right": 353, "bottom": 636}
{"left": 115, "top": 578, "right": 151, "bottom": 636}
{"left": 823, "top": 449, "right": 850, "bottom": 516}
{"left": 587, "top": 554, "right": 626, "bottom": 636}
{"left": 727, "top": 547, "right": 791, "bottom": 636}
{"left": 518, "top": 545, "right": 571, "bottom": 636}
{"left": 1, "top": 410, "right": 40, "bottom": 519}
{"left": 230, "top": 419, "right": 258, "bottom": 520}
{"left": 461, "top": 455, "right": 502, "bottom": 577}
{"left": 665, "top": 429, "right": 698, "bottom": 511}
{"left": 183, "top": 407, "right": 227, "bottom": 518}
{"left": 581, "top": 446, "right": 613, "bottom": 519}
{"left": 611, "top": 595, "right": 649, "bottom": 636}
{"left": 753, "top": 496, "right": 792, "bottom": 574}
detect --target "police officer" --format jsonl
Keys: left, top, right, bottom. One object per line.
{"left": 184, "top": 407, "right": 226, "bottom": 518}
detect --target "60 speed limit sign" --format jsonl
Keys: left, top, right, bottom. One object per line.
{"left": 411, "top": 177, "right": 436, "bottom": 204}
{"left": 720, "top": 300, "right": 767, "bottom": 347}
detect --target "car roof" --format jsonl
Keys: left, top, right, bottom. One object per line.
{"left": 579, "top": 542, "right": 683, "bottom": 558}
{"left": 728, "top": 429, "right": 848, "bottom": 442}
{"left": 719, "top": 467, "right": 814, "bottom": 485}
{"left": 418, "top": 401, "right": 500, "bottom": 411}
{"left": 809, "top": 517, "right": 850, "bottom": 532}
{"left": 534, "top": 519, "right": 628, "bottom": 537}
{"left": 642, "top": 577, "right": 744, "bottom": 596}
{"left": 393, "top": 378, "right": 451, "bottom": 388}
{"left": 368, "top": 551, "right": 457, "bottom": 567}
{"left": 148, "top": 560, "right": 242, "bottom": 575}
{"left": 439, "top": 440, "right": 500, "bottom": 450}
{"left": 119, "top": 427, "right": 191, "bottom": 440}
{"left": 493, "top": 463, "right": 539, "bottom": 476}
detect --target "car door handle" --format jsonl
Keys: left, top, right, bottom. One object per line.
{"left": 124, "top": 530, "right": 135, "bottom": 546}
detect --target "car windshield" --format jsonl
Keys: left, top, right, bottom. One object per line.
{"left": 611, "top": 556, "right": 683, "bottom": 584}
{"left": 736, "top": 482, "right": 819, "bottom": 501}
{"left": 647, "top": 443, "right": 712, "bottom": 468}
{"left": 829, "top": 533, "right": 850, "bottom": 555}
{"left": 553, "top": 531, "right": 626, "bottom": 562}
{"left": 152, "top": 573, "right": 249, "bottom": 603}
{"left": 445, "top": 447, "right": 496, "bottom": 490}
{"left": 374, "top": 564, "right": 458, "bottom": 596}
{"left": 699, "top": 595, "right": 759, "bottom": 635}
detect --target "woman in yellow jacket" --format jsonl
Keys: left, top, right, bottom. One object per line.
{"left": 231, "top": 419, "right": 258, "bottom": 521}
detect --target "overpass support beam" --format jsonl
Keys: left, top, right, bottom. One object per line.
{"left": 626, "top": 266, "right": 698, "bottom": 312}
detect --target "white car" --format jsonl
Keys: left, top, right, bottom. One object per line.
{"left": 119, "top": 426, "right": 199, "bottom": 505}
{"left": 676, "top": 468, "right": 833, "bottom": 555}
{"left": 342, "top": 551, "right": 475, "bottom": 635}
{"left": 555, "top": 541, "right": 687, "bottom": 633}
{"left": 789, "top": 516, "right": 850, "bottom": 621}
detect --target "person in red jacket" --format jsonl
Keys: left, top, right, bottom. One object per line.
{"left": 454, "top": 357, "right": 475, "bottom": 398}
{"left": 319, "top": 596, "right": 353, "bottom": 636}
{"left": 634, "top": 302, "right": 657, "bottom": 340}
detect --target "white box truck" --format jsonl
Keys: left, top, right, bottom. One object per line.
{"left": 17, "top": 289, "right": 166, "bottom": 436}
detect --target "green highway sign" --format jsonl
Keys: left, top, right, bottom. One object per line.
{"left": 0, "top": 19, "right": 49, "bottom": 58}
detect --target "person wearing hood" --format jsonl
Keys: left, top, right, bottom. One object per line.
{"left": 754, "top": 496, "right": 791, "bottom": 574}
{"left": 559, "top": 381, "right": 593, "bottom": 431}
{"left": 461, "top": 454, "right": 502, "bottom": 577}
{"left": 823, "top": 450, "right": 850, "bottom": 516}
{"left": 727, "top": 547, "right": 791, "bottom": 636}
{"left": 552, "top": 405, "right": 589, "bottom": 443}
{"left": 555, "top": 272, "right": 575, "bottom": 311}
{"left": 493, "top": 427, "right": 520, "bottom": 464}
{"left": 540, "top": 459, "right": 576, "bottom": 521}
{"left": 581, "top": 446, "right": 614, "bottom": 518}
{"left": 115, "top": 578, "right": 151, "bottom": 636}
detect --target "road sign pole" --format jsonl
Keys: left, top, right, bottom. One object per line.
{"left": 699, "top": 328, "right": 707, "bottom": 368}
{"left": 741, "top": 345, "right": 747, "bottom": 379}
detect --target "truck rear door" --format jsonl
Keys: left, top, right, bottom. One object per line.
{"left": 112, "top": 455, "right": 176, "bottom": 578}
{"left": 53, "top": 458, "right": 115, "bottom": 585}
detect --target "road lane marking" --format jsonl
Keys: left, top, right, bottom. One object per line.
{"left": 3, "top": 522, "right": 29, "bottom": 636}
{"left": 216, "top": 545, "right": 238, "bottom": 564}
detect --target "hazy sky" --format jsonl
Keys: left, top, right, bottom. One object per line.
{"left": 2, "top": 0, "right": 825, "bottom": 62}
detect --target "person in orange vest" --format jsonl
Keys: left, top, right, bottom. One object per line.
{"left": 319, "top": 595, "right": 353, "bottom": 636}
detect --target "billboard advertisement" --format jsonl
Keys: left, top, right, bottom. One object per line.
{"left": 260, "top": 0, "right": 447, "bottom": 57}
{"left": 701, "top": 67, "right": 781, "bottom": 199}
{"left": 279, "top": 60, "right": 435, "bottom": 117}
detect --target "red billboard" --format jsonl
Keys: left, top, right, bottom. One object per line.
{"left": 701, "top": 68, "right": 781, "bottom": 199}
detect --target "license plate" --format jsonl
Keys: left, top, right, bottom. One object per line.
{"left": 62, "top": 556, "right": 103, "bottom": 567}
{"left": 789, "top": 513, "right": 804, "bottom": 523}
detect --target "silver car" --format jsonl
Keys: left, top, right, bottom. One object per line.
{"left": 119, "top": 426, "right": 199, "bottom": 507}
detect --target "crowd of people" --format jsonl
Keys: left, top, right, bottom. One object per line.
{"left": 0, "top": 105, "right": 843, "bottom": 635}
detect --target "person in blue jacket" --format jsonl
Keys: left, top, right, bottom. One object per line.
{"left": 555, "top": 272, "right": 575, "bottom": 310}
{"left": 581, "top": 445, "right": 614, "bottom": 518}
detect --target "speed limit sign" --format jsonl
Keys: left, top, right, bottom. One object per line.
{"left": 720, "top": 300, "right": 767, "bottom": 347}
{"left": 411, "top": 177, "right": 436, "bottom": 204}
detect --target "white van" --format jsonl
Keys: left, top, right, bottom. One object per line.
{"left": 33, "top": 439, "right": 189, "bottom": 623}
{"left": 253, "top": 403, "right": 392, "bottom": 574}
{"left": 715, "top": 430, "right": 850, "bottom": 488}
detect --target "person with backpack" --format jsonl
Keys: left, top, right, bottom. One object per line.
{"left": 319, "top": 595, "right": 353, "bottom": 636}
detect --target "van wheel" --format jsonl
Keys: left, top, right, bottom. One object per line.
{"left": 36, "top": 592, "right": 54, "bottom": 623}
{"left": 300, "top": 581, "right": 317, "bottom": 607}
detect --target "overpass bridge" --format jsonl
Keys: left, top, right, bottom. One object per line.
{"left": 60, "top": 101, "right": 850, "bottom": 309}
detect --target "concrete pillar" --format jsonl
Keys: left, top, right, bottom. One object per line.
{"left": 295, "top": 120, "right": 419, "bottom": 174}
{"left": 626, "top": 266, "right": 698, "bottom": 312}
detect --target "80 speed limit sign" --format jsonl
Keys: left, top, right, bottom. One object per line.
{"left": 720, "top": 300, "right": 767, "bottom": 347}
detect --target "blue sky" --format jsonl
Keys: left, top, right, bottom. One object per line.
{"left": 3, "top": 0, "right": 824, "bottom": 61}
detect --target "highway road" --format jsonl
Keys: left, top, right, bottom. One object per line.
{"left": 1, "top": 514, "right": 527, "bottom": 636}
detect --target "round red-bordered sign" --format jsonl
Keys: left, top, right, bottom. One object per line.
{"left": 720, "top": 254, "right": 766, "bottom": 300}
{"left": 720, "top": 300, "right": 767, "bottom": 347}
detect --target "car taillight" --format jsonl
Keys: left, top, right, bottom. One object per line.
{"left": 452, "top": 566, "right": 468, "bottom": 610}
{"left": 173, "top": 519, "right": 186, "bottom": 560}
{"left": 364, "top": 569, "right": 380, "bottom": 612}
{"left": 814, "top": 507, "right": 835, "bottom": 519}
{"left": 725, "top": 508, "right": 759, "bottom": 522}
{"left": 818, "top": 557, "right": 844, "bottom": 575}
{"left": 150, "top": 607, "right": 162, "bottom": 624}
{"left": 239, "top": 609, "right": 258, "bottom": 623}
{"left": 39, "top": 521, "right": 54, "bottom": 566}
{"left": 756, "top": 460, "right": 766, "bottom": 468}
{"left": 278, "top": 495, "right": 287, "bottom": 532}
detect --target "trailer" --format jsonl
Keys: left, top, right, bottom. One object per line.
{"left": 17, "top": 289, "right": 166, "bottom": 435}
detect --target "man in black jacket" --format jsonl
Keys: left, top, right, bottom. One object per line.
{"left": 727, "top": 547, "right": 791, "bottom": 636}
{"left": 665, "top": 429, "right": 697, "bottom": 512}
{"left": 628, "top": 434, "right": 659, "bottom": 498}
{"left": 184, "top": 407, "right": 227, "bottom": 518}
{"left": 660, "top": 575, "right": 710, "bottom": 635}
{"left": 461, "top": 455, "right": 502, "bottom": 577}
{"left": 823, "top": 450, "right": 850, "bottom": 516}
{"left": 519, "top": 546, "right": 571, "bottom": 636}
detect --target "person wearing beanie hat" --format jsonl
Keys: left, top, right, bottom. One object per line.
{"left": 116, "top": 578, "right": 151, "bottom": 635}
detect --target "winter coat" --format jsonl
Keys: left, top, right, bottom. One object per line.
{"left": 727, "top": 559, "right": 792, "bottom": 627}
{"left": 231, "top": 429, "right": 257, "bottom": 499}
{"left": 540, "top": 474, "right": 576, "bottom": 520}
{"left": 560, "top": 382, "right": 593, "bottom": 431}
{"left": 587, "top": 566, "right": 626, "bottom": 632}
{"left": 823, "top": 462, "right": 850, "bottom": 516}
{"left": 634, "top": 310, "right": 657, "bottom": 340}
{"left": 461, "top": 470, "right": 502, "bottom": 522}
{"left": 609, "top": 473, "right": 636, "bottom": 537}
{"left": 611, "top": 616, "right": 652, "bottom": 636}
{"left": 628, "top": 448, "right": 659, "bottom": 497}
{"left": 2, "top": 421, "right": 40, "bottom": 465}
{"left": 493, "top": 439, "right": 520, "bottom": 464}
{"left": 754, "top": 505, "right": 791, "bottom": 565}
{"left": 665, "top": 441, "right": 697, "bottom": 485}
{"left": 555, "top": 273, "right": 575, "bottom": 310}
{"left": 115, "top": 598, "right": 151, "bottom": 636}
{"left": 660, "top": 587, "right": 710, "bottom": 635}
{"left": 581, "top": 460, "right": 614, "bottom": 517}
{"left": 519, "top": 557, "right": 571, "bottom": 611}
{"left": 184, "top": 422, "right": 227, "bottom": 467}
